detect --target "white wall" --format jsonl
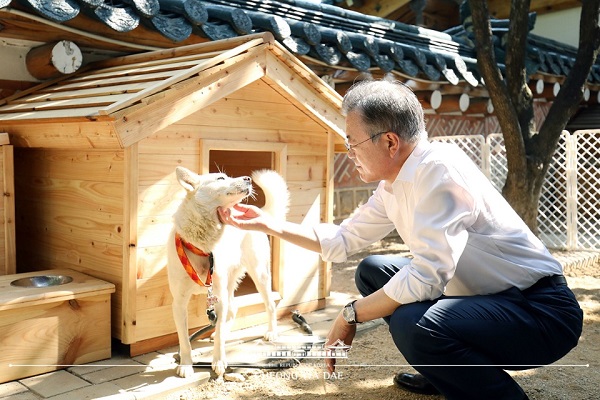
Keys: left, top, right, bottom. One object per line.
{"left": 0, "top": 39, "right": 40, "bottom": 82}
{"left": 531, "top": 7, "right": 581, "bottom": 48}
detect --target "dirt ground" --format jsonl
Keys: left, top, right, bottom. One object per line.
{"left": 168, "top": 237, "right": 599, "bottom": 400}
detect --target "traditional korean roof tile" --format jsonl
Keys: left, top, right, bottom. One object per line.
{"left": 4, "top": 0, "right": 598, "bottom": 88}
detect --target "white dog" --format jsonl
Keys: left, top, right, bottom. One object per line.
{"left": 167, "top": 166, "right": 289, "bottom": 379}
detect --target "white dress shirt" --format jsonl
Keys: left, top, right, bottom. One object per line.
{"left": 315, "top": 140, "right": 562, "bottom": 304}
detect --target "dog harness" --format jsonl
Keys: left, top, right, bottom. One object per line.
{"left": 175, "top": 232, "right": 214, "bottom": 287}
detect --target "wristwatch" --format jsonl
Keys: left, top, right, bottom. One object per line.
{"left": 342, "top": 300, "right": 359, "bottom": 324}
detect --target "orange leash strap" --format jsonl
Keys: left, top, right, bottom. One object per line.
{"left": 175, "top": 233, "right": 213, "bottom": 287}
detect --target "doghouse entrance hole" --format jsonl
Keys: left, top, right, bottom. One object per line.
{"left": 209, "top": 150, "right": 273, "bottom": 297}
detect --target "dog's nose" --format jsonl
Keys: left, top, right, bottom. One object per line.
{"left": 243, "top": 176, "right": 251, "bottom": 183}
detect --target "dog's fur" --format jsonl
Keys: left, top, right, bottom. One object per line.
{"left": 167, "top": 166, "right": 289, "bottom": 378}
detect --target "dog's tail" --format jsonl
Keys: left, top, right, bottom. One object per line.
{"left": 251, "top": 169, "right": 289, "bottom": 220}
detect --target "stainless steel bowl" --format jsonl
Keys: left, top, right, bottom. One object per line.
{"left": 10, "top": 275, "right": 73, "bottom": 288}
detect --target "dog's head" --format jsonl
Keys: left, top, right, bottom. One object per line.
{"left": 175, "top": 166, "right": 254, "bottom": 211}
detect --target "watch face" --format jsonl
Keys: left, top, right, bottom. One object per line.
{"left": 343, "top": 304, "right": 355, "bottom": 322}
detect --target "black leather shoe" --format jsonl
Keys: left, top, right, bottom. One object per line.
{"left": 393, "top": 372, "right": 440, "bottom": 395}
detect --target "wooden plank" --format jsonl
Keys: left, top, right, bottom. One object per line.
{"left": 84, "top": 51, "right": 226, "bottom": 75}
{"left": 0, "top": 107, "right": 113, "bottom": 121}
{"left": 224, "top": 78, "right": 290, "bottom": 104}
{"left": 100, "top": 39, "right": 268, "bottom": 116}
{"left": 38, "top": 70, "right": 180, "bottom": 93}
{"left": 0, "top": 93, "right": 131, "bottom": 113}
{"left": 321, "top": 131, "right": 335, "bottom": 299}
{"left": 183, "top": 96, "right": 322, "bottom": 131}
{"left": 15, "top": 177, "right": 124, "bottom": 214}
{"left": 14, "top": 149, "right": 124, "bottom": 182}
{"left": 3, "top": 121, "right": 120, "bottom": 149}
{"left": 134, "top": 300, "right": 210, "bottom": 342}
{"left": 286, "top": 155, "right": 327, "bottom": 182}
{"left": 138, "top": 131, "right": 202, "bottom": 155}
{"left": 138, "top": 153, "right": 198, "bottom": 184}
{"left": 135, "top": 275, "right": 171, "bottom": 311}
{"left": 289, "top": 186, "right": 326, "bottom": 207}
{"left": 122, "top": 144, "right": 139, "bottom": 344}
{"left": 88, "top": 32, "right": 274, "bottom": 70}
{"left": 113, "top": 48, "right": 267, "bottom": 147}
{"left": 139, "top": 123, "right": 328, "bottom": 156}
{"left": 11, "top": 83, "right": 149, "bottom": 104}
{"left": 15, "top": 231, "right": 123, "bottom": 277}
{"left": 17, "top": 200, "right": 123, "bottom": 246}
{"left": 63, "top": 57, "right": 215, "bottom": 84}
{"left": 2, "top": 146, "right": 15, "bottom": 275}
{"left": 487, "top": 0, "right": 581, "bottom": 19}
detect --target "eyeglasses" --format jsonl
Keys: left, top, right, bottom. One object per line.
{"left": 344, "top": 131, "right": 387, "bottom": 152}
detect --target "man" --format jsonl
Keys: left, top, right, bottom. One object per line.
{"left": 217, "top": 79, "right": 583, "bottom": 400}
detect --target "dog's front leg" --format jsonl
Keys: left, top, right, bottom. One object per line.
{"left": 172, "top": 291, "right": 195, "bottom": 378}
{"left": 211, "top": 282, "right": 229, "bottom": 377}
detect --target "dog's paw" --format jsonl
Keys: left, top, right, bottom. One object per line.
{"left": 263, "top": 330, "right": 278, "bottom": 342}
{"left": 212, "top": 359, "right": 228, "bottom": 377}
{"left": 176, "top": 364, "right": 195, "bottom": 379}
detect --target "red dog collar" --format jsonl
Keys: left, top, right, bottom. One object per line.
{"left": 175, "top": 232, "right": 214, "bottom": 287}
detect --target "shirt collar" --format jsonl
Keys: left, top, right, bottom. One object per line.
{"left": 396, "top": 139, "right": 431, "bottom": 183}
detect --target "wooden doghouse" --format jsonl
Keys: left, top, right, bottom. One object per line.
{"left": 0, "top": 33, "right": 346, "bottom": 354}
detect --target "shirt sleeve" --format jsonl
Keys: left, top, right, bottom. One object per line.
{"left": 314, "top": 182, "right": 396, "bottom": 263}
{"left": 383, "top": 161, "right": 479, "bottom": 304}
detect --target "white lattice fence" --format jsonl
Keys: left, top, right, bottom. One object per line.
{"left": 572, "top": 130, "right": 600, "bottom": 249}
{"left": 537, "top": 133, "right": 569, "bottom": 249}
{"left": 435, "top": 131, "right": 600, "bottom": 251}
{"left": 334, "top": 132, "right": 600, "bottom": 251}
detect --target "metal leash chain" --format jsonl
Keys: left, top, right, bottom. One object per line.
{"left": 206, "top": 287, "right": 218, "bottom": 324}
{"left": 188, "top": 288, "right": 219, "bottom": 342}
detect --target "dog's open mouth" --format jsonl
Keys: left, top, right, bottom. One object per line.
{"left": 227, "top": 188, "right": 251, "bottom": 196}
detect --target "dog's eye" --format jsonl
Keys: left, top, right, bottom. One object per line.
{"left": 216, "top": 177, "right": 225, "bottom": 181}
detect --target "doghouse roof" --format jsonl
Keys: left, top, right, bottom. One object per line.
{"left": 0, "top": 33, "right": 345, "bottom": 149}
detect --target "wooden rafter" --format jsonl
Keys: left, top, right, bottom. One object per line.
{"left": 487, "top": 0, "right": 582, "bottom": 19}
{"left": 345, "top": 0, "right": 411, "bottom": 19}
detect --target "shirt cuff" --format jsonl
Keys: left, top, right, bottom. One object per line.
{"left": 382, "top": 266, "right": 439, "bottom": 304}
{"left": 313, "top": 223, "right": 347, "bottom": 263}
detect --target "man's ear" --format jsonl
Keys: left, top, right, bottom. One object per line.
{"left": 385, "top": 132, "right": 400, "bottom": 157}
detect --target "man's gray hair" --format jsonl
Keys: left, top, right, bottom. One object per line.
{"left": 341, "top": 79, "right": 427, "bottom": 143}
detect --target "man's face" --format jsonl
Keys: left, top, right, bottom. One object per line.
{"left": 344, "top": 111, "right": 392, "bottom": 183}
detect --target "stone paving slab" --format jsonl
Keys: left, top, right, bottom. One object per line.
{"left": 19, "top": 371, "right": 90, "bottom": 398}
{"left": 0, "top": 381, "right": 29, "bottom": 398}
{"left": 44, "top": 382, "right": 135, "bottom": 400}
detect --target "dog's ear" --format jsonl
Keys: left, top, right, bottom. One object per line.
{"left": 175, "top": 166, "right": 200, "bottom": 192}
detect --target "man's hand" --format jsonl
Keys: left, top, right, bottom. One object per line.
{"left": 217, "top": 203, "right": 271, "bottom": 232}
{"left": 324, "top": 313, "right": 357, "bottom": 374}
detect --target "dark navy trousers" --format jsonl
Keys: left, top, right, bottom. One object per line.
{"left": 355, "top": 255, "right": 583, "bottom": 400}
